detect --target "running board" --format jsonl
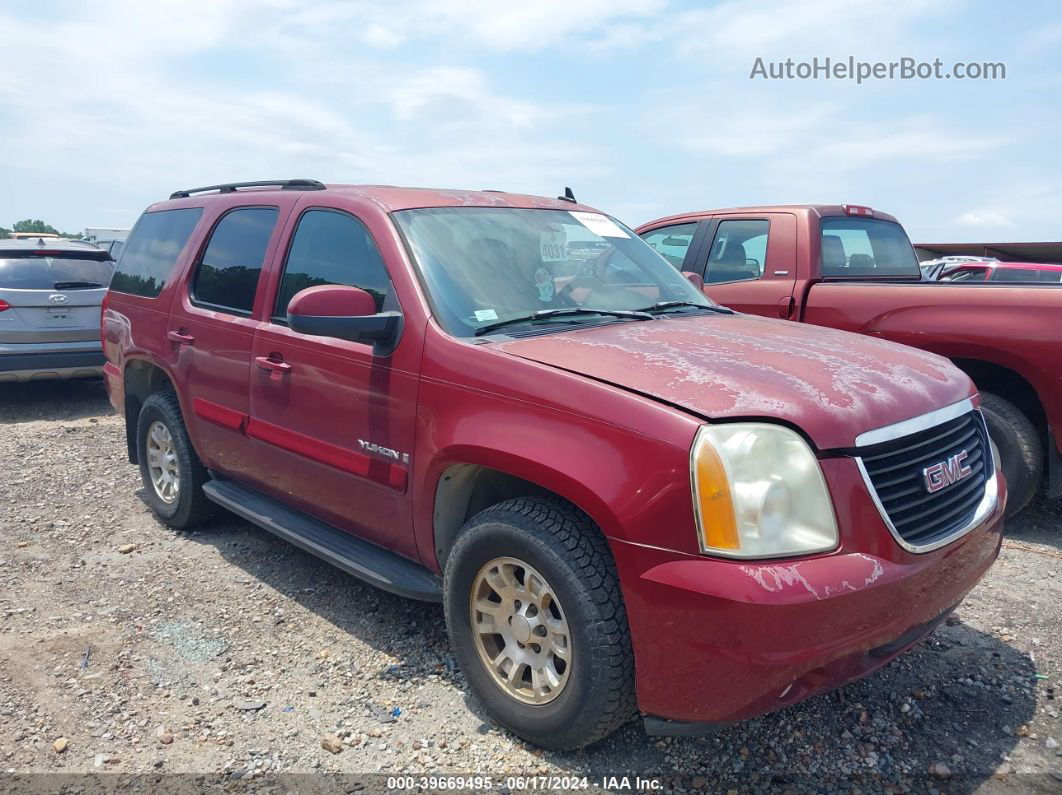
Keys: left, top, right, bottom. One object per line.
{"left": 202, "top": 478, "right": 442, "bottom": 602}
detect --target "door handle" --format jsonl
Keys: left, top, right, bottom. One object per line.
{"left": 255, "top": 355, "right": 292, "bottom": 380}
{"left": 167, "top": 330, "right": 195, "bottom": 346}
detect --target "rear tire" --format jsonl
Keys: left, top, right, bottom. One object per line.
{"left": 443, "top": 497, "right": 636, "bottom": 750}
{"left": 136, "top": 391, "right": 215, "bottom": 529}
{"left": 980, "top": 392, "right": 1042, "bottom": 517}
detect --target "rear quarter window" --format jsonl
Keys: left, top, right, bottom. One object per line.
{"left": 110, "top": 208, "right": 203, "bottom": 297}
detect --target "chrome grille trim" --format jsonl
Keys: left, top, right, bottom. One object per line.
{"left": 855, "top": 405, "right": 999, "bottom": 554}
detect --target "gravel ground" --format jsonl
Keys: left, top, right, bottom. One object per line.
{"left": 1, "top": 380, "right": 1061, "bottom": 793}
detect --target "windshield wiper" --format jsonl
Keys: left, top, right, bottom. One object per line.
{"left": 474, "top": 307, "right": 653, "bottom": 337}
{"left": 638, "top": 300, "right": 733, "bottom": 315}
{"left": 54, "top": 281, "right": 105, "bottom": 290}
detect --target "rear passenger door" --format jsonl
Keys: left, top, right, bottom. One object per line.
{"left": 168, "top": 203, "right": 289, "bottom": 476}
{"left": 692, "top": 214, "right": 798, "bottom": 318}
{"left": 247, "top": 206, "right": 420, "bottom": 559}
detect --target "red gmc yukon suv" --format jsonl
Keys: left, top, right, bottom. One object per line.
{"left": 104, "top": 181, "right": 1004, "bottom": 749}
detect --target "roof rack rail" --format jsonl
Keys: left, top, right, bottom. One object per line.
{"left": 169, "top": 179, "right": 326, "bottom": 200}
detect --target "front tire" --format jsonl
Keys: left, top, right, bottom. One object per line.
{"left": 443, "top": 497, "right": 636, "bottom": 750}
{"left": 980, "top": 392, "right": 1043, "bottom": 517}
{"left": 136, "top": 391, "right": 215, "bottom": 529}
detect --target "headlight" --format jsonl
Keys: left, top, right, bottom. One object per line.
{"left": 690, "top": 423, "right": 838, "bottom": 558}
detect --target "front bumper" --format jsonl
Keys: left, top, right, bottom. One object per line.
{"left": 612, "top": 465, "right": 1005, "bottom": 726}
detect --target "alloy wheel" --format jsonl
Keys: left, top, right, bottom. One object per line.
{"left": 469, "top": 556, "right": 572, "bottom": 705}
{"left": 145, "top": 420, "right": 180, "bottom": 504}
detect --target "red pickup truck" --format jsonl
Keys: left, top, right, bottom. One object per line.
{"left": 637, "top": 205, "right": 1061, "bottom": 517}
{"left": 103, "top": 183, "right": 1003, "bottom": 749}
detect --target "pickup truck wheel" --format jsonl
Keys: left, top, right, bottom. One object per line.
{"left": 980, "top": 392, "right": 1043, "bottom": 517}
{"left": 443, "top": 497, "right": 636, "bottom": 750}
{"left": 136, "top": 391, "right": 215, "bottom": 529}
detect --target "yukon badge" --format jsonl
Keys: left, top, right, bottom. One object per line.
{"left": 923, "top": 450, "right": 972, "bottom": 494}
{"left": 357, "top": 439, "right": 409, "bottom": 465}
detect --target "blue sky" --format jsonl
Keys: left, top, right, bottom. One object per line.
{"left": 1, "top": 0, "right": 1059, "bottom": 242}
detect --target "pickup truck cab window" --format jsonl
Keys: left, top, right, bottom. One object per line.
{"left": 274, "top": 209, "right": 395, "bottom": 318}
{"left": 820, "top": 217, "right": 920, "bottom": 279}
{"left": 191, "top": 207, "right": 278, "bottom": 315}
{"left": 705, "top": 219, "right": 768, "bottom": 284}
{"left": 640, "top": 223, "right": 697, "bottom": 268}
{"left": 394, "top": 207, "right": 711, "bottom": 338}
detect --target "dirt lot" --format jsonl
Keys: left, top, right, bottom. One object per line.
{"left": 1, "top": 380, "right": 1061, "bottom": 793}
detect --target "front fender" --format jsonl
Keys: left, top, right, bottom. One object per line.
{"left": 410, "top": 384, "right": 700, "bottom": 572}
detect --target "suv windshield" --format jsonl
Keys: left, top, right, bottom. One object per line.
{"left": 394, "top": 207, "right": 715, "bottom": 337}
{"left": 0, "top": 252, "right": 114, "bottom": 289}
{"left": 820, "top": 217, "right": 921, "bottom": 279}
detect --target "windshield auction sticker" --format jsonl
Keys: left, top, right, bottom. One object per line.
{"left": 569, "top": 211, "right": 629, "bottom": 238}
{"left": 540, "top": 229, "right": 567, "bottom": 261}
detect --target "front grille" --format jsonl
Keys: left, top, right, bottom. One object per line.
{"left": 857, "top": 410, "right": 991, "bottom": 550}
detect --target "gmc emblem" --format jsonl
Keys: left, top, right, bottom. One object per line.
{"left": 923, "top": 450, "right": 972, "bottom": 494}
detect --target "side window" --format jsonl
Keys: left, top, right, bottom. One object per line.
{"left": 994, "top": 268, "right": 1038, "bottom": 283}
{"left": 275, "top": 209, "right": 394, "bottom": 317}
{"left": 110, "top": 208, "right": 203, "bottom": 297}
{"left": 939, "top": 266, "right": 987, "bottom": 282}
{"left": 191, "top": 207, "right": 278, "bottom": 314}
{"left": 639, "top": 223, "right": 697, "bottom": 268}
{"left": 705, "top": 220, "right": 768, "bottom": 284}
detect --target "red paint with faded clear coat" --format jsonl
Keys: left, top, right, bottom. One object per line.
{"left": 494, "top": 312, "right": 972, "bottom": 450}
{"left": 103, "top": 186, "right": 1005, "bottom": 729}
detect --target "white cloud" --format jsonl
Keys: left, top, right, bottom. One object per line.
{"left": 677, "top": 103, "right": 837, "bottom": 157}
{"left": 362, "top": 24, "right": 406, "bottom": 49}
{"left": 670, "top": 102, "right": 1006, "bottom": 170}
{"left": 266, "top": 0, "right": 665, "bottom": 53}
{"left": 809, "top": 117, "right": 1006, "bottom": 170}
{"left": 671, "top": 0, "right": 958, "bottom": 60}
{"left": 0, "top": 1, "right": 616, "bottom": 229}
{"left": 387, "top": 67, "right": 545, "bottom": 127}
{"left": 953, "top": 211, "right": 1016, "bottom": 228}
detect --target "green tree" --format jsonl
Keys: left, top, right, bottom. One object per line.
{"left": 12, "top": 219, "right": 61, "bottom": 235}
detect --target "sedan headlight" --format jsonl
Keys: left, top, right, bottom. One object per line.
{"left": 690, "top": 423, "right": 838, "bottom": 558}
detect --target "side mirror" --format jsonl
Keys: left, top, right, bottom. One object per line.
{"left": 287, "top": 285, "right": 401, "bottom": 354}
{"left": 682, "top": 271, "right": 704, "bottom": 291}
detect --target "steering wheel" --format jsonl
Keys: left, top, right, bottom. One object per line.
{"left": 555, "top": 277, "right": 644, "bottom": 308}
{"left": 555, "top": 276, "right": 606, "bottom": 303}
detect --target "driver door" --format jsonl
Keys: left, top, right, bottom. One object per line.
{"left": 690, "top": 214, "right": 798, "bottom": 319}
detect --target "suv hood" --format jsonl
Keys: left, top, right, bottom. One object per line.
{"left": 493, "top": 314, "right": 973, "bottom": 450}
